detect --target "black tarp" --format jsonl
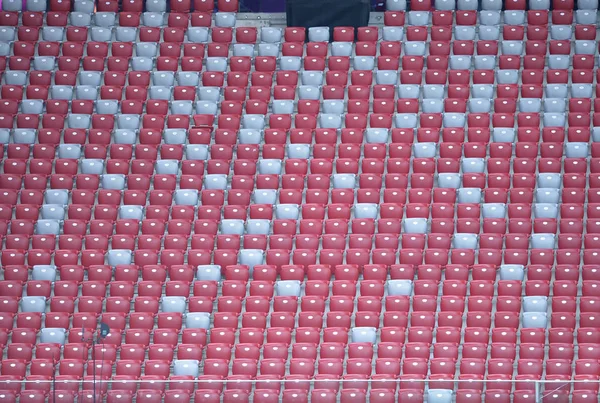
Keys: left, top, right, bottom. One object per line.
{"left": 286, "top": 0, "right": 371, "bottom": 41}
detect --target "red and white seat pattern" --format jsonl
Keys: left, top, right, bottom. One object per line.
{"left": 1, "top": 0, "right": 600, "bottom": 402}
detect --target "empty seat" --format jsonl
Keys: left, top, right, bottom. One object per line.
{"left": 533, "top": 204, "right": 559, "bottom": 219}
{"left": 499, "top": 265, "right": 525, "bottom": 281}
{"left": 36, "top": 220, "right": 61, "bottom": 235}
{"left": 197, "top": 265, "right": 222, "bottom": 282}
{"left": 309, "top": 27, "right": 329, "bottom": 42}
{"left": 428, "top": 390, "right": 453, "bottom": 403}
{"left": 161, "top": 297, "right": 187, "bottom": 313}
{"left": 21, "top": 296, "right": 47, "bottom": 313}
{"left": 107, "top": 250, "right": 133, "bottom": 266}
{"left": 40, "top": 328, "right": 67, "bottom": 345}
{"left": 457, "top": 188, "right": 482, "bottom": 203}
{"left": 523, "top": 296, "right": 548, "bottom": 313}
{"left": 275, "top": 281, "right": 301, "bottom": 297}
{"left": 173, "top": 360, "right": 200, "bottom": 377}
{"left": 40, "top": 205, "right": 66, "bottom": 220}
{"left": 482, "top": 203, "right": 506, "bottom": 219}
{"left": 387, "top": 280, "right": 413, "bottom": 296}
{"left": 32, "top": 265, "right": 57, "bottom": 281}
{"left": 186, "top": 313, "right": 211, "bottom": 329}
{"left": 522, "top": 313, "right": 548, "bottom": 329}
{"left": 453, "top": 234, "right": 478, "bottom": 249}
{"left": 351, "top": 327, "right": 377, "bottom": 344}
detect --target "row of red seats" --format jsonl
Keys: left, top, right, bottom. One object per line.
{"left": 11, "top": 0, "right": 234, "bottom": 13}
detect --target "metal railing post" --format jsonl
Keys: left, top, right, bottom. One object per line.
{"left": 535, "top": 380, "right": 541, "bottom": 403}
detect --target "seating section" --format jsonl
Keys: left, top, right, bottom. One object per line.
{"left": 1, "top": 0, "right": 600, "bottom": 401}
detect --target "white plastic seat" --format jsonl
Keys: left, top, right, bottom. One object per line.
{"left": 499, "top": 264, "right": 525, "bottom": 281}
{"left": 322, "top": 101, "right": 345, "bottom": 115}
{"left": 258, "top": 159, "right": 283, "bottom": 175}
{"left": 76, "top": 86, "right": 99, "bottom": 100}
{"left": 382, "top": 27, "right": 404, "bottom": 41}
{"left": 196, "top": 265, "right": 221, "bottom": 282}
{"left": 353, "top": 57, "right": 375, "bottom": 71}
{"left": 457, "top": 188, "right": 482, "bottom": 203}
{"left": 107, "top": 250, "right": 133, "bottom": 266}
{"left": 119, "top": 205, "right": 144, "bottom": 220}
{"left": 308, "top": 27, "right": 329, "bottom": 42}
{"left": 79, "top": 72, "right": 102, "bottom": 86}
{"left": 287, "top": 144, "right": 311, "bottom": 159}
{"left": 39, "top": 327, "right": 66, "bottom": 345}
{"left": 572, "top": 84, "right": 594, "bottom": 99}
{"left": 161, "top": 297, "right": 186, "bottom": 313}
{"left": 469, "top": 85, "right": 492, "bottom": 99}
{"left": 94, "top": 12, "right": 116, "bottom": 28}
{"left": 233, "top": 44, "right": 254, "bottom": 57}
{"left": 404, "top": 42, "right": 426, "bottom": 56}
{"left": 101, "top": 174, "right": 126, "bottom": 190}
{"left": 261, "top": 27, "right": 282, "bottom": 43}
{"left": 32, "top": 265, "right": 57, "bottom": 281}
{"left": 533, "top": 203, "right": 559, "bottom": 219}
{"left": 147, "top": 0, "right": 168, "bottom": 12}
{"left": 244, "top": 220, "right": 271, "bottom": 235}
{"left": 593, "top": 128, "right": 600, "bottom": 142}
{"left": 537, "top": 174, "right": 562, "bottom": 189}
{"left": 162, "top": 129, "right": 187, "bottom": 145}
{"left": 407, "top": 11, "right": 429, "bottom": 25}
{"left": 195, "top": 101, "right": 218, "bottom": 115}
{"left": 423, "top": 85, "right": 445, "bottom": 99}
{"left": 457, "top": 0, "right": 478, "bottom": 8}
{"left": 319, "top": 114, "right": 342, "bottom": 129}
{"left": 204, "top": 57, "right": 227, "bottom": 73}
{"left": 129, "top": 57, "right": 153, "bottom": 72}
{"left": 239, "top": 249, "right": 265, "bottom": 270}
{"left": 0, "top": 27, "right": 16, "bottom": 42}
{"left": 271, "top": 100, "right": 294, "bottom": 115}
{"left": 0, "top": 129, "right": 8, "bottom": 145}
{"left": 238, "top": 129, "right": 262, "bottom": 145}
{"left": 518, "top": 99, "right": 541, "bottom": 113}
{"left": 301, "top": 71, "right": 324, "bottom": 86}
{"left": 80, "top": 159, "right": 104, "bottom": 175}
{"left": 276, "top": 280, "right": 302, "bottom": 297}
{"left": 13, "top": 129, "right": 37, "bottom": 145}
{"left": 422, "top": 99, "right": 444, "bottom": 113}
{"left": 280, "top": 57, "right": 302, "bottom": 71}
{"left": 176, "top": 72, "right": 199, "bottom": 86}
{"left": 453, "top": 234, "right": 478, "bottom": 249}
{"left": 4, "top": 71, "right": 28, "bottom": 85}
{"left": 44, "top": 190, "right": 69, "bottom": 205}
{"left": 492, "top": 128, "right": 516, "bottom": 143}
{"left": 114, "top": 26, "right": 137, "bottom": 42}
{"left": 57, "top": 144, "right": 81, "bottom": 159}
{"left": 496, "top": 70, "right": 519, "bottom": 85}
{"left": 151, "top": 71, "right": 174, "bottom": 86}
{"left": 68, "top": 114, "right": 91, "bottom": 129}
{"left": 438, "top": 173, "right": 461, "bottom": 189}
{"left": 529, "top": 0, "right": 550, "bottom": 8}
{"left": 387, "top": 0, "right": 407, "bottom": 9}
{"left": 242, "top": 115, "right": 265, "bottom": 131}
{"left": 298, "top": 86, "right": 320, "bottom": 100}
{"left": 148, "top": 86, "right": 171, "bottom": 100}
{"left": 155, "top": 160, "right": 179, "bottom": 175}
{"left": 578, "top": 0, "right": 599, "bottom": 7}
{"left": 332, "top": 174, "right": 356, "bottom": 189}
{"left": 142, "top": 12, "right": 164, "bottom": 27}
{"left": 375, "top": 71, "right": 398, "bottom": 86}
{"left": 523, "top": 296, "right": 548, "bottom": 313}
{"left": 351, "top": 327, "right": 377, "bottom": 344}
{"left": 185, "top": 313, "right": 211, "bottom": 329}
{"left": 188, "top": 27, "right": 209, "bottom": 43}
{"left": 468, "top": 99, "right": 491, "bottom": 113}
{"left": 51, "top": 86, "right": 73, "bottom": 100}
{"left": 365, "top": 128, "right": 389, "bottom": 143}
{"left": 535, "top": 188, "right": 561, "bottom": 204}
{"left": 395, "top": 114, "right": 418, "bottom": 129}
{"left": 397, "top": 85, "right": 421, "bottom": 99}
{"left": 565, "top": 143, "right": 589, "bottom": 158}
{"left": 21, "top": 100, "right": 44, "bottom": 114}
{"left": 354, "top": 204, "right": 378, "bottom": 219}
{"left": 542, "top": 99, "right": 566, "bottom": 114}
{"left": 42, "top": 27, "right": 64, "bottom": 41}
{"left": 402, "top": 218, "right": 428, "bottom": 234}
{"left": 36, "top": 220, "right": 61, "bottom": 235}
{"left": 113, "top": 129, "right": 137, "bottom": 145}
{"left": 481, "top": 203, "right": 506, "bottom": 219}
{"left": 275, "top": 204, "right": 300, "bottom": 220}
{"left": 575, "top": 40, "right": 596, "bottom": 55}
{"left": 173, "top": 360, "right": 200, "bottom": 377}
{"left": 258, "top": 44, "right": 279, "bottom": 57}
{"left": 522, "top": 312, "right": 548, "bottom": 329}
{"left": 40, "top": 204, "right": 65, "bottom": 220}
{"left": 443, "top": 113, "right": 466, "bottom": 128}
{"left": 91, "top": 27, "right": 112, "bottom": 42}
{"left": 173, "top": 189, "right": 199, "bottom": 205}
{"left": 20, "top": 297, "right": 46, "bottom": 313}
{"left": 331, "top": 42, "right": 353, "bottom": 57}
{"left": 170, "top": 101, "right": 193, "bottom": 115}
{"left": 386, "top": 280, "right": 413, "bottom": 296}
{"left": 501, "top": 41, "right": 523, "bottom": 55}
{"left": 27, "top": 0, "right": 47, "bottom": 11}
{"left": 478, "top": 26, "right": 500, "bottom": 41}
{"left": 449, "top": 56, "right": 472, "bottom": 70}
{"left": 253, "top": 190, "right": 278, "bottom": 204}
{"left": 530, "top": 234, "right": 556, "bottom": 249}
{"left": 413, "top": 143, "right": 437, "bottom": 158}
{"left": 542, "top": 113, "right": 566, "bottom": 128}
{"left": 428, "top": 390, "right": 453, "bottom": 403}
{"left": 454, "top": 26, "right": 475, "bottom": 41}
{"left": 481, "top": 0, "right": 502, "bottom": 8}
{"left": 550, "top": 25, "right": 573, "bottom": 41}
{"left": 197, "top": 88, "right": 222, "bottom": 103}
{"left": 576, "top": 10, "right": 597, "bottom": 24}
{"left": 461, "top": 158, "right": 485, "bottom": 173}
{"left": 70, "top": 12, "right": 92, "bottom": 27}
